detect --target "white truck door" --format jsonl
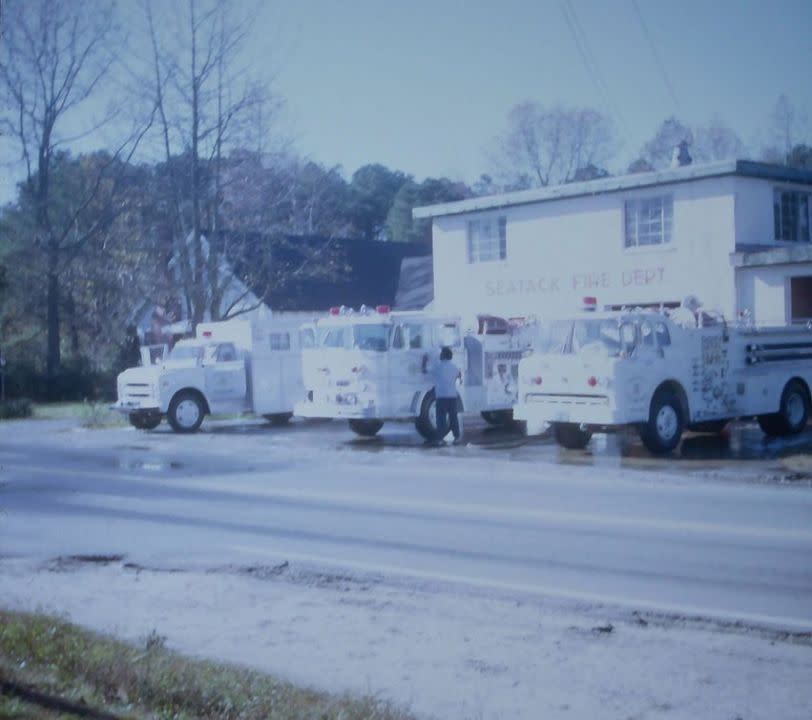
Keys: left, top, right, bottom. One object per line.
{"left": 204, "top": 342, "right": 248, "bottom": 404}
{"left": 391, "top": 322, "right": 427, "bottom": 413}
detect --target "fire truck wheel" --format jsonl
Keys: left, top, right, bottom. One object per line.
{"left": 129, "top": 412, "right": 161, "bottom": 431}
{"left": 776, "top": 380, "right": 810, "bottom": 436}
{"left": 552, "top": 423, "right": 592, "bottom": 450}
{"left": 640, "top": 389, "right": 684, "bottom": 454}
{"left": 415, "top": 390, "right": 439, "bottom": 440}
{"left": 481, "top": 410, "right": 514, "bottom": 426}
{"left": 264, "top": 412, "right": 293, "bottom": 426}
{"left": 168, "top": 391, "right": 205, "bottom": 433}
{"left": 348, "top": 419, "right": 384, "bottom": 437}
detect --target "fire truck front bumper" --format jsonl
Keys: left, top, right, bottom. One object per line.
{"left": 111, "top": 400, "right": 161, "bottom": 415}
{"left": 514, "top": 393, "right": 624, "bottom": 428}
{"left": 295, "top": 392, "right": 379, "bottom": 420}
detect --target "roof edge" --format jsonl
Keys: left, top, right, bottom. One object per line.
{"left": 413, "top": 159, "right": 812, "bottom": 220}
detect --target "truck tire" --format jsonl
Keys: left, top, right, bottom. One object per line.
{"left": 760, "top": 380, "right": 810, "bottom": 437}
{"left": 264, "top": 412, "right": 293, "bottom": 426}
{"left": 778, "top": 380, "right": 809, "bottom": 435}
{"left": 167, "top": 391, "right": 205, "bottom": 433}
{"left": 552, "top": 422, "right": 592, "bottom": 450}
{"left": 129, "top": 412, "right": 161, "bottom": 431}
{"left": 348, "top": 419, "right": 383, "bottom": 437}
{"left": 481, "top": 410, "right": 514, "bottom": 426}
{"left": 640, "top": 389, "right": 684, "bottom": 454}
{"left": 415, "top": 390, "right": 438, "bottom": 440}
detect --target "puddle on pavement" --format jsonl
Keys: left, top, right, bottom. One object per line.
{"left": 116, "top": 458, "right": 185, "bottom": 472}
{"left": 338, "top": 420, "right": 812, "bottom": 476}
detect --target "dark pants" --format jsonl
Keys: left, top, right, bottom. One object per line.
{"left": 436, "top": 397, "right": 460, "bottom": 440}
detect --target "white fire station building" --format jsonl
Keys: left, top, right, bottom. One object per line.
{"left": 413, "top": 160, "right": 812, "bottom": 325}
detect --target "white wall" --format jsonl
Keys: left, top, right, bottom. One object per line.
{"left": 736, "top": 265, "right": 812, "bottom": 325}
{"left": 432, "top": 176, "right": 738, "bottom": 319}
{"left": 735, "top": 175, "right": 812, "bottom": 249}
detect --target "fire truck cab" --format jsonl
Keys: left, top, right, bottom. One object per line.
{"left": 514, "top": 300, "right": 812, "bottom": 454}
{"left": 295, "top": 305, "right": 533, "bottom": 439}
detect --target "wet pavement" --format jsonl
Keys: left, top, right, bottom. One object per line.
{"left": 2, "top": 413, "right": 811, "bottom": 493}
{"left": 159, "top": 414, "right": 812, "bottom": 481}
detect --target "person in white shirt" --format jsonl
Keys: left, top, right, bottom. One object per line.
{"left": 430, "top": 346, "right": 462, "bottom": 444}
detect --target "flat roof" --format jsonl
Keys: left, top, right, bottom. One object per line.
{"left": 413, "top": 160, "right": 812, "bottom": 220}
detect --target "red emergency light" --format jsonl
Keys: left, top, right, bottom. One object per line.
{"left": 376, "top": 305, "right": 390, "bottom": 314}
{"left": 329, "top": 306, "right": 341, "bottom": 315}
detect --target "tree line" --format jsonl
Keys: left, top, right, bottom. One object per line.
{"left": 0, "top": 0, "right": 810, "bottom": 401}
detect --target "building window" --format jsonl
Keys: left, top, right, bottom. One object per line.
{"left": 624, "top": 196, "right": 673, "bottom": 248}
{"left": 790, "top": 276, "right": 812, "bottom": 323}
{"left": 774, "top": 190, "right": 810, "bottom": 243}
{"left": 269, "top": 332, "right": 290, "bottom": 351}
{"left": 467, "top": 216, "right": 506, "bottom": 263}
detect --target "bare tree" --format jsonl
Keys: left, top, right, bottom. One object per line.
{"left": 760, "top": 95, "right": 809, "bottom": 164}
{"left": 639, "top": 116, "right": 692, "bottom": 169}
{"left": 692, "top": 119, "right": 746, "bottom": 163}
{"left": 491, "top": 102, "right": 616, "bottom": 189}
{"left": 0, "top": 0, "right": 131, "bottom": 383}
{"left": 142, "top": 0, "right": 275, "bottom": 325}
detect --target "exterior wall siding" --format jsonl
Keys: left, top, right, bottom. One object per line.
{"left": 432, "top": 176, "right": 739, "bottom": 319}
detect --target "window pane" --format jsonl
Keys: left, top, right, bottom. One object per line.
{"left": 269, "top": 333, "right": 290, "bottom": 351}
{"left": 467, "top": 216, "right": 507, "bottom": 263}
{"left": 625, "top": 195, "right": 672, "bottom": 247}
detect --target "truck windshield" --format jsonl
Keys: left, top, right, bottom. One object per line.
{"left": 168, "top": 344, "right": 203, "bottom": 361}
{"left": 536, "top": 318, "right": 637, "bottom": 357}
{"left": 319, "top": 324, "right": 390, "bottom": 352}
{"left": 573, "top": 319, "right": 637, "bottom": 356}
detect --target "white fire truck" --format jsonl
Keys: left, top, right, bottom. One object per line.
{"left": 514, "top": 300, "right": 812, "bottom": 454}
{"left": 294, "top": 305, "right": 533, "bottom": 438}
{"left": 113, "top": 316, "right": 306, "bottom": 432}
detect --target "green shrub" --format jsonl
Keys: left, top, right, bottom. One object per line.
{"left": 0, "top": 397, "right": 32, "bottom": 420}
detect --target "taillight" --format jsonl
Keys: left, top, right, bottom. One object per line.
{"left": 587, "top": 376, "right": 598, "bottom": 387}
{"left": 531, "top": 376, "right": 543, "bottom": 385}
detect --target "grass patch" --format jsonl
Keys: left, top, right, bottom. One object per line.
{"left": 0, "top": 610, "right": 413, "bottom": 720}
{"left": 0, "top": 399, "right": 33, "bottom": 421}
{"left": 31, "top": 402, "right": 126, "bottom": 428}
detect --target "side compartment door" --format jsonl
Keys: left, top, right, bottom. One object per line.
{"left": 691, "top": 328, "right": 733, "bottom": 420}
{"left": 390, "top": 323, "right": 427, "bottom": 413}
{"left": 204, "top": 342, "right": 248, "bottom": 406}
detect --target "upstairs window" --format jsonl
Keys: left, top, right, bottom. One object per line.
{"left": 467, "top": 216, "right": 507, "bottom": 263}
{"left": 624, "top": 195, "right": 673, "bottom": 248}
{"left": 774, "top": 190, "right": 810, "bottom": 243}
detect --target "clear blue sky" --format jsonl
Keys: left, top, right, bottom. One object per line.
{"left": 264, "top": 0, "right": 812, "bottom": 180}
{"left": 2, "top": 0, "right": 811, "bottom": 203}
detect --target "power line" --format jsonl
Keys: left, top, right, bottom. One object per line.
{"left": 631, "top": 0, "right": 681, "bottom": 112}
{"left": 560, "top": 0, "right": 629, "bottom": 136}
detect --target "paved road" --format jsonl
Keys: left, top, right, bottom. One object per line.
{"left": 2, "top": 417, "right": 812, "bottom": 630}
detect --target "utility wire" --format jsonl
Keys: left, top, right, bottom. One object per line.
{"left": 561, "top": 0, "right": 629, "bottom": 137}
{"left": 631, "top": 0, "right": 681, "bottom": 111}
